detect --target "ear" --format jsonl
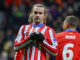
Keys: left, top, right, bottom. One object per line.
{"left": 65, "top": 23, "right": 69, "bottom": 28}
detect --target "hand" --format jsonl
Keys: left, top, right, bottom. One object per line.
{"left": 29, "top": 32, "right": 44, "bottom": 42}
{"left": 35, "top": 32, "right": 44, "bottom": 42}
{"left": 29, "top": 32, "right": 36, "bottom": 40}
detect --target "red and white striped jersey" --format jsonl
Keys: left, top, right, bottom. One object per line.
{"left": 14, "top": 24, "right": 58, "bottom": 60}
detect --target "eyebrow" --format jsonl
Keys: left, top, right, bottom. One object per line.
{"left": 34, "top": 11, "right": 43, "bottom": 14}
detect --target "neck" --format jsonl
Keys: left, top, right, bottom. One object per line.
{"left": 66, "top": 28, "right": 76, "bottom": 31}
{"left": 33, "top": 22, "right": 43, "bottom": 26}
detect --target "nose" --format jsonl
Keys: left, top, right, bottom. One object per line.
{"left": 36, "top": 13, "right": 40, "bottom": 17}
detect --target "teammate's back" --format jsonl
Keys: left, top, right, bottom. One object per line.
{"left": 56, "top": 30, "right": 80, "bottom": 60}
{"left": 56, "top": 16, "right": 80, "bottom": 60}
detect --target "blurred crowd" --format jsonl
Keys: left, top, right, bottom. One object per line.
{"left": 0, "top": 0, "right": 80, "bottom": 60}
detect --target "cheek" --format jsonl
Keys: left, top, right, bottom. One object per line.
{"left": 40, "top": 15, "right": 44, "bottom": 18}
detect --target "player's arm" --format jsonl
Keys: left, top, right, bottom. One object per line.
{"left": 40, "top": 29, "right": 58, "bottom": 56}
{"left": 14, "top": 37, "right": 33, "bottom": 51}
{"left": 14, "top": 25, "right": 32, "bottom": 60}
{"left": 14, "top": 25, "right": 33, "bottom": 51}
{"left": 14, "top": 49, "right": 23, "bottom": 60}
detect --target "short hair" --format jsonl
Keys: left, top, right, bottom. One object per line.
{"left": 64, "top": 16, "right": 78, "bottom": 28}
{"left": 28, "top": 4, "right": 48, "bottom": 24}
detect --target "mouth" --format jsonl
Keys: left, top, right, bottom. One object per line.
{"left": 34, "top": 17, "right": 40, "bottom": 21}
{"left": 35, "top": 16, "right": 39, "bottom": 20}
{"left": 32, "top": 16, "right": 41, "bottom": 23}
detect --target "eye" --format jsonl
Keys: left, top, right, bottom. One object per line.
{"left": 34, "top": 11, "right": 38, "bottom": 14}
{"left": 39, "top": 12, "right": 43, "bottom": 14}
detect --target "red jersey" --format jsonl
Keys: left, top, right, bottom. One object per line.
{"left": 14, "top": 24, "right": 58, "bottom": 60}
{"left": 56, "top": 29, "right": 80, "bottom": 60}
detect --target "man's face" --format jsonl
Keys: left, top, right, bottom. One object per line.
{"left": 32, "top": 7, "right": 45, "bottom": 24}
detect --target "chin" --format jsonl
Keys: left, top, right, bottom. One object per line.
{"left": 35, "top": 20, "right": 40, "bottom": 23}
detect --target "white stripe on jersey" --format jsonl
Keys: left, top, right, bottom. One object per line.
{"left": 16, "top": 35, "right": 22, "bottom": 43}
{"left": 31, "top": 46, "right": 35, "bottom": 60}
{"left": 34, "top": 27, "right": 40, "bottom": 32}
{"left": 27, "top": 47, "right": 30, "bottom": 60}
{"left": 27, "top": 26, "right": 40, "bottom": 60}
{"left": 43, "top": 40, "right": 56, "bottom": 49}
{"left": 16, "top": 26, "right": 23, "bottom": 43}
{"left": 14, "top": 51, "right": 17, "bottom": 60}
{"left": 49, "top": 29, "right": 54, "bottom": 44}
{"left": 37, "top": 50, "right": 41, "bottom": 60}
{"left": 29, "top": 27, "right": 34, "bottom": 35}
{"left": 30, "top": 27, "right": 40, "bottom": 60}
{"left": 24, "top": 25, "right": 30, "bottom": 35}
{"left": 37, "top": 26, "right": 48, "bottom": 60}
{"left": 41, "top": 26, "right": 47, "bottom": 34}
{"left": 27, "top": 26, "right": 34, "bottom": 60}
{"left": 25, "top": 25, "right": 55, "bottom": 60}
{"left": 24, "top": 25, "right": 30, "bottom": 39}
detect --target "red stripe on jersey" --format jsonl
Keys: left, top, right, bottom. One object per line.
{"left": 15, "top": 50, "right": 22, "bottom": 60}
{"left": 40, "top": 47, "right": 46, "bottom": 60}
{"left": 31, "top": 28, "right": 35, "bottom": 33}
{"left": 29, "top": 26, "right": 35, "bottom": 60}
{"left": 46, "top": 28, "right": 52, "bottom": 45}
{"left": 34, "top": 46, "right": 38, "bottom": 60}
{"left": 27, "top": 24, "right": 32, "bottom": 35}
{"left": 21, "top": 25, "right": 26, "bottom": 41}
{"left": 20, "top": 49, "right": 24, "bottom": 59}
{"left": 15, "top": 25, "right": 26, "bottom": 60}
{"left": 15, "top": 37, "right": 30, "bottom": 46}
{"left": 26, "top": 25, "right": 35, "bottom": 60}
{"left": 28, "top": 25, "right": 46, "bottom": 60}
{"left": 51, "top": 28, "right": 56, "bottom": 38}
{"left": 43, "top": 27, "right": 52, "bottom": 45}
{"left": 41, "top": 42, "right": 57, "bottom": 53}
{"left": 20, "top": 25, "right": 26, "bottom": 60}
{"left": 15, "top": 24, "right": 32, "bottom": 46}
{"left": 36, "top": 25, "right": 47, "bottom": 60}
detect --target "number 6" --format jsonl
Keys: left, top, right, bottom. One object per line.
{"left": 62, "top": 43, "right": 74, "bottom": 60}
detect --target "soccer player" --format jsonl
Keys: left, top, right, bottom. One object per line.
{"left": 14, "top": 4, "right": 58, "bottom": 60}
{"left": 56, "top": 16, "right": 80, "bottom": 60}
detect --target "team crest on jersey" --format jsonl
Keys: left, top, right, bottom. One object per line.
{"left": 53, "top": 38, "right": 58, "bottom": 46}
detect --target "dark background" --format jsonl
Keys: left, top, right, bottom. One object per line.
{"left": 0, "top": 0, "right": 80, "bottom": 60}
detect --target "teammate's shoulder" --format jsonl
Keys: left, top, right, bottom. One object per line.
{"left": 56, "top": 31, "right": 66, "bottom": 37}
{"left": 76, "top": 32, "right": 80, "bottom": 36}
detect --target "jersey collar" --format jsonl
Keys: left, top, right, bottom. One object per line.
{"left": 32, "top": 24, "right": 44, "bottom": 28}
{"left": 66, "top": 29, "right": 78, "bottom": 32}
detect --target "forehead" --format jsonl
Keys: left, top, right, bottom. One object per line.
{"left": 33, "top": 7, "right": 45, "bottom": 12}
